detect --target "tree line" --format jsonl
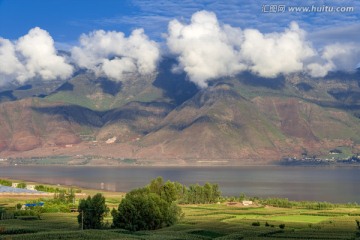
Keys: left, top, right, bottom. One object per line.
{"left": 146, "top": 177, "right": 221, "bottom": 204}
{"left": 259, "top": 197, "right": 336, "bottom": 210}
{"left": 77, "top": 177, "right": 221, "bottom": 231}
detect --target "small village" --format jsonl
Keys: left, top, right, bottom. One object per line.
{"left": 281, "top": 151, "right": 360, "bottom": 166}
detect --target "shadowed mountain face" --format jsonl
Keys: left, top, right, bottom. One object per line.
{"left": 153, "top": 58, "right": 199, "bottom": 105}
{"left": 1, "top": 61, "right": 360, "bottom": 165}
{"left": 0, "top": 90, "right": 17, "bottom": 102}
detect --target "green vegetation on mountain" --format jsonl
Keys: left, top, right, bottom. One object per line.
{"left": 1, "top": 65, "right": 360, "bottom": 164}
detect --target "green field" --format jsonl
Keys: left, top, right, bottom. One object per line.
{"left": 1, "top": 178, "right": 360, "bottom": 239}
{"left": 1, "top": 203, "right": 360, "bottom": 239}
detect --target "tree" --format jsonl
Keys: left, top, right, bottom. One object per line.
{"left": 159, "top": 181, "right": 177, "bottom": 204}
{"left": 187, "top": 185, "right": 196, "bottom": 203}
{"left": 211, "top": 183, "right": 221, "bottom": 202}
{"left": 112, "top": 187, "right": 182, "bottom": 231}
{"left": 77, "top": 193, "right": 108, "bottom": 229}
{"left": 16, "top": 182, "right": 27, "bottom": 189}
{"left": 239, "top": 193, "right": 246, "bottom": 202}
{"left": 148, "top": 176, "right": 164, "bottom": 195}
{"left": 66, "top": 188, "right": 75, "bottom": 204}
{"left": 174, "top": 182, "right": 186, "bottom": 200}
{"left": 56, "top": 192, "right": 66, "bottom": 203}
{"left": 204, "top": 183, "right": 212, "bottom": 203}
{"left": 0, "top": 179, "right": 12, "bottom": 186}
{"left": 183, "top": 183, "right": 221, "bottom": 204}
{"left": 16, "top": 203, "right": 22, "bottom": 210}
{"left": 195, "top": 184, "right": 203, "bottom": 203}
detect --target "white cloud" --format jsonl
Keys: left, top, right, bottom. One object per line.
{"left": 166, "top": 10, "right": 246, "bottom": 88}
{"left": 307, "top": 43, "right": 360, "bottom": 77}
{"left": 322, "top": 43, "right": 360, "bottom": 72}
{"left": 0, "top": 27, "right": 73, "bottom": 85}
{"left": 102, "top": 57, "right": 136, "bottom": 79}
{"left": 2, "top": 11, "right": 359, "bottom": 88}
{"left": 16, "top": 27, "right": 74, "bottom": 81}
{"left": 0, "top": 38, "right": 26, "bottom": 83}
{"left": 241, "top": 22, "right": 316, "bottom": 78}
{"left": 130, "top": 0, "right": 360, "bottom": 36}
{"left": 166, "top": 11, "right": 360, "bottom": 87}
{"left": 306, "top": 62, "right": 334, "bottom": 78}
{"left": 71, "top": 28, "right": 160, "bottom": 81}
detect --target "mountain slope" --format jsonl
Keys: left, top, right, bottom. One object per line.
{"left": 135, "top": 81, "right": 360, "bottom": 163}
{"left": 1, "top": 65, "right": 360, "bottom": 165}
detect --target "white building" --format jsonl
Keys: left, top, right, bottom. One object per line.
{"left": 26, "top": 185, "right": 36, "bottom": 191}
{"left": 242, "top": 200, "right": 253, "bottom": 206}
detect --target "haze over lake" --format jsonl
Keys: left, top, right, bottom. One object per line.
{"left": 0, "top": 166, "right": 359, "bottom": 203}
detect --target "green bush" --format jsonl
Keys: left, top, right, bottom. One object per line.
{"left": 112, "top": 186, "right": 182, "bottom": 231}
{"left": 183, "top": 182, "right": 221, "bottom": 204}
{"left": 260, "top": 198, "right": 294, "bottom": 208}
{"left": 14, "top": 210, "right": 37, "bottom": 217}
{"left": 16, "top": 203, "right": 22, "bottom": 210}
{"left": 0, "top": 179, "right": 12, "bottom": 186}
{"left": 41, "top": 201, "right": 73, "bottom": 213}
{"left": 77, "top": 193, "right": 109, "bottom": 229}
{"left": 14, "top": 208, "right": 43, "bottom": 219}
{"left": 16, "top": 182, "right": 27, "bottom": 189}
{"left": 35, "top": 185, "right": 61, "bottom": 193}
{"left": 145, "top": 177, "right": 221, "bottom": 205}
{"left": 260, "top": 197, "right": 335, "bottom": 210}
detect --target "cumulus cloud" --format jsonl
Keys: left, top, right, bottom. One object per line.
{"left": 2, "top": 12, "right": 359, "bottom": 88}
{"left": 307, "top": 43, "right": 360, "bottom": 77}
{"left": 241, "top": 22, "right": 316, "bottom": 78}
{"left": 166, "top": 10, "right": 360, "bottom": 87}
{"left": 0, "top": 38, "right": 26, "bottom": 83}
{"left": 166, "top": 11, "right": 246, "bottom": 88}
{"left": 0, "top": 27, "right": 73, "bottom": 85}
{"left": 71, "top": 28, "right": 160, "bottom": 81}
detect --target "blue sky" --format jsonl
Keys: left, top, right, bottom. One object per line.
{"left": 0, "top": 0, "right": 359, "bottom": 46}
{"left": 0, "top": 0, "right": 359, "bottom": 87}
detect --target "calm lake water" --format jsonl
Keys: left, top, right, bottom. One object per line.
{"left": 0, "top": 165, "right": 359, "bottom": 203}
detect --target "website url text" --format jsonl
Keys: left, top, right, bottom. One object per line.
{"left": 262, "top": 5, "right": 354, "bottom": 13}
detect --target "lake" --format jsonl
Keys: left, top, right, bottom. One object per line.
{"left": 0, "top": 165, "right": 359, "bottom": 203}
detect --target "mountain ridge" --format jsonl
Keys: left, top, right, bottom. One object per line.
{"left": 0, "top": 61, "right": 360, "bottom": 165}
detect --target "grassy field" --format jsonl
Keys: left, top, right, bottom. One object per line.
{"left": 0, "top": 179, "right": 124, "bottom": 210}
{"left": 1, "top": 202, "right": 360, "bottom": 239}
{"left": 1, "top": 179, "right": 360, "bottom": 239}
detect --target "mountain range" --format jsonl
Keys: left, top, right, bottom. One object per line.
{"left": 1, "top": 58, "right": 360, "bottom": 165}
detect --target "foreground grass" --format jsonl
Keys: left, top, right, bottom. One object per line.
{"left": 1, "top": 179, "right": 359, "bottom": 239}
{"left": 1, "top": 204, "right": 360, "bottom": 239}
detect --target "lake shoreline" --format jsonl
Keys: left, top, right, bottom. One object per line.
{"left": 2, "top": 161, "right": 360, "bottom": 168}
{"left": 0, "top": 165, "right": 359, "bottom": 203}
